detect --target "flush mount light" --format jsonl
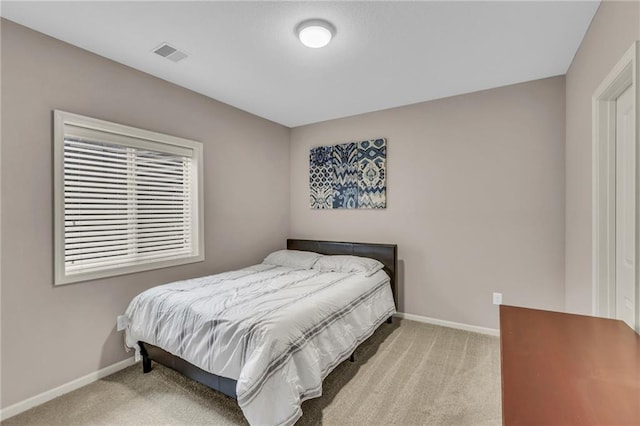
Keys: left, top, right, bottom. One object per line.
{"left": 296, "top": 19, "right": 336, "bottom": 48}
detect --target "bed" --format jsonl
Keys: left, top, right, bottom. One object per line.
{"left": 124, "top": 239, "right": 397, "bottom": 426}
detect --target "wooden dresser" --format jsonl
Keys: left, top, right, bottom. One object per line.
{"left": 499, "top": 305, "right": 640, "bottom": 425}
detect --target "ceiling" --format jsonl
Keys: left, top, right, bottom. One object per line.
{"left": 1, "top": 1, "right": 600, "bottom": 127}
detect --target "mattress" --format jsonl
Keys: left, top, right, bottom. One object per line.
{"left": 124, "top": 263, "right": 396, "bottom": 426}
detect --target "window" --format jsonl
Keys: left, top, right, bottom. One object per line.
{"left": 54, "top": 111, "right": 204, "bottom": 285}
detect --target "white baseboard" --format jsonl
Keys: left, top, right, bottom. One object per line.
{"left": 394, "top": 312, "right": 500, "bottom": 336}
{"left": 0, "top": 357, "right": 136, "bottom": 421}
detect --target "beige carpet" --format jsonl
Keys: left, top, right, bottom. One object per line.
{"left": 3, "top": 319, "right": 501, "bottom": 425}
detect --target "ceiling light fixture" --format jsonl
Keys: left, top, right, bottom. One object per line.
{"left": 296, "top": 19, "right": 335, "bottom": 49}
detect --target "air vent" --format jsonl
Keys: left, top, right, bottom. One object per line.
{"left": 153, "top": 43, "right": 188, "bottom": 63}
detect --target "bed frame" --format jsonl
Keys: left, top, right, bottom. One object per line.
{"left": 138, "top": 239, "right": 398, "bottom": 400}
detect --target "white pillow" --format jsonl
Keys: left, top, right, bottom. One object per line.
{"left": 313, "top": 255, "right": 384, "bottom": 276}
{"left": 263, "top": 249, "right": 323, "bottom": 270}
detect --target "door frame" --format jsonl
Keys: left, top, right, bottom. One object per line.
{"left": 592, "top": 41, "right": 639, "bottom": 331}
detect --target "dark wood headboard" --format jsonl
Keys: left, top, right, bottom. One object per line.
{"left": 286, "top": 239, "right": 398, "bottom": 309}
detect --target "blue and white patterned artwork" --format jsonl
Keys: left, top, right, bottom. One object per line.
{"left": 332, "top": 143, "right": 359, "bottom": 209}
{"left": 310, "top": 146, "right": 334, "bottom": 209}
{"left": 310, "top": 138, "right": 386, "bottom": 209}
{"left": 358, "top": 139, "right": 386, "bottom": 209}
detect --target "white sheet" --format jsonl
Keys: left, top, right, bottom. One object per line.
{"left": 124, "top": 263, "right": 395, "bottom": 426}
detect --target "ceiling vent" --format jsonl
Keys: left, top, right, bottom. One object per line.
{"left": 152, "top": 43, "right": 188, "bottom": 63}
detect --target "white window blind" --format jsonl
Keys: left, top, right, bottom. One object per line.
{"left": 54, "top": 111, "right": 204, "bottom": 285}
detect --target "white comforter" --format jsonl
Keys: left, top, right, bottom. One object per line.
{"left": 124, "top": 264, "right": 395, "bottom": 426}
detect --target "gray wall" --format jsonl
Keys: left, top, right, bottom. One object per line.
{"left": 0, "top": 19, "right": 290, "bottom": 408}
{"left": 564, "top": 0, "right": 640, "bottom": 314}
{"left": 290, "top": 76, "right": 567, "bottom": 330}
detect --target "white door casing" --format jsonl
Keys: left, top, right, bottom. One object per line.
{"left": 592, "top": 41, "right": 639, "bottom": 333}
{"left": 615, "top": 85, "right": 636, "bottom": 329}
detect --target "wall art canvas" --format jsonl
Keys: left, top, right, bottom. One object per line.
{"left": 358, "top": 138, "right": 387, "bottom": 208}
{"left": 310, "top": 138, "right": 386, "bottom": 209}
{"left": 309, "top": 146, "right": 333, "bottom": 209}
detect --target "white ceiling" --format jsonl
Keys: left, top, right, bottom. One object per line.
{"left": 2, "top": 1, "right": 599, "bottom": 127}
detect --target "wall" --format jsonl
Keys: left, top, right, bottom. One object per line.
{"left": 0, "top": 19, "right": 290, "bottom": 408}
{"left": 290, "top": 76, "right": 566, "bottom": 330}
{"left": 565, "top": 0, "right": 640, "bottom": 315}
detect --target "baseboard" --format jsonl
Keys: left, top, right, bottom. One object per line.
{"left": 394, "top": 312, "right": 500, "bottom": 336}
{"left": 0, "top": 357, "right": 136, "bottom": 421}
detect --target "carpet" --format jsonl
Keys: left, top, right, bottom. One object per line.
{"left": 3, "top": 319, "right": 501, "bottom": 425}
